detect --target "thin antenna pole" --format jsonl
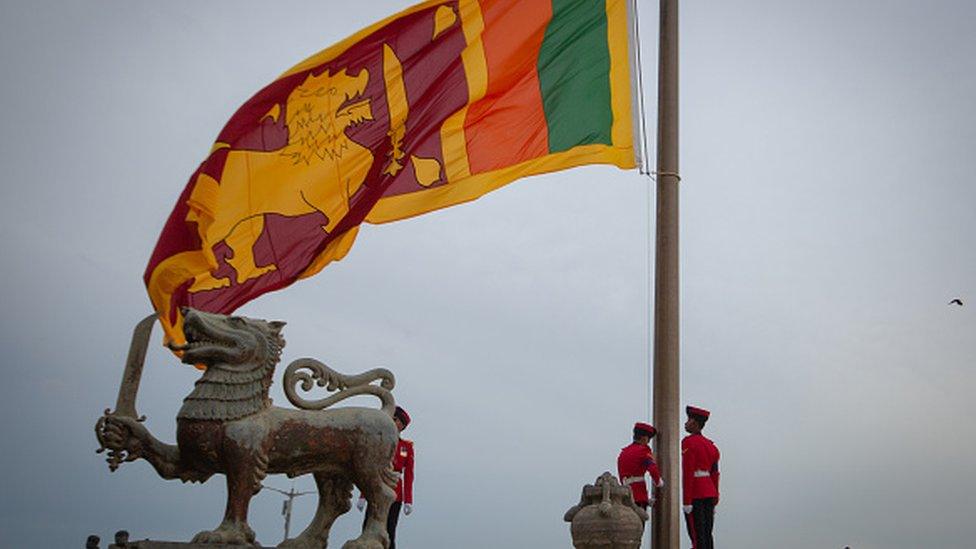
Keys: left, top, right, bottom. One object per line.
{"left": 651, "top": 0, "right": 681, "bottom": 548}
{"left": 263, "top": 483, "right": 315, "bottom": 543}
{"left": 285, "top": 490, "right": 292, "bottom": 541}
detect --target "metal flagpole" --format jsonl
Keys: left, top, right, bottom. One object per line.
{"left": 651, "top": 0, "right": 681, "bottom": 548}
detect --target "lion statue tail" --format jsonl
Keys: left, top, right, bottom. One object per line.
{"left": 282, "top": 358, "right": 396, "bottom": 415}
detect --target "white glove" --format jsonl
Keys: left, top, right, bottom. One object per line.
{"left": 356, "top": 497, "right": 366, "bottom": 512}
{"left": 403, "top": 503, "right": 413, "bottom": 516}
{"left": 655, "top": 478, "right": 665, "bottom": 488}
{"left": 682, "top": 505, "right": 693, "bottom": 514}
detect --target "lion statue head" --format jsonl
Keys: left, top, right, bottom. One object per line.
{"left": 172, "top": 308, "right": 287, "bottom": 421}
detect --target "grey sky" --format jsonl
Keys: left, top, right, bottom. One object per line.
{"left": 1, "top": 1, "right": 975, "bottom": 547}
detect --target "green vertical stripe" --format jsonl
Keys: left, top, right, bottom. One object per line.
{"left": 538, "top": 0, "right": 613, "bottom": 153}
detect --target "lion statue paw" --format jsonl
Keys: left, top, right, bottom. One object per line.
{"left": 99, "top": 416, "right": 147, "bottom": 453}
{"left": 191, "top": 520, "right": 257, "bottom": 546}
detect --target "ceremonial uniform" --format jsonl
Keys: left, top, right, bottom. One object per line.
{"left": 393, "top": 437, "right": 415, "bottom": 505}
{"left": 682, "top": 406, "right": 720, "bottom": 549}
{"left": 617, "top": 422, "right": 663, "bottom": 508}
{"left": 387, "top": 407, "right": 414, "bottom": 549}
{"left": 358, "top": 406, "right": 415, "bottom": 549}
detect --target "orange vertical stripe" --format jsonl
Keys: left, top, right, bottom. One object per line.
{"left": 464, "top": 0, "right": 551, "bottom": 174}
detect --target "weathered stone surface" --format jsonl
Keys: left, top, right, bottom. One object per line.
{"left": 96, "top": 309, "right": 401, "bottom": 548}
{"left": 565, "top": 472, "right": 648, "bottom": 549}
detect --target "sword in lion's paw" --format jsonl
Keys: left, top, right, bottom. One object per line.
{"left": 95, "top": 313, "right": 157, "bottom": 471}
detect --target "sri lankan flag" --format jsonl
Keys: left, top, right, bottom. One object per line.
{"left": 146, "top": 0, "right": 638, "bottom": 346}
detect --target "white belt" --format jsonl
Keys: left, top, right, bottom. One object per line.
{"left": 622, "top": 476, "right": 644, "bottom": 486}
{"left": 693, "top": 470, "right": 711, "bottom": 478}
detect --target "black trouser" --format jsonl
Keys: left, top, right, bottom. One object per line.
{"left": 684, "top": 497, "right": 716, "bottom": 549}
{"left": 362, "top": 500, "right": 402, "bottom": 549}
{"left": 386, "top": 501, "right": 402, "bottom": 549}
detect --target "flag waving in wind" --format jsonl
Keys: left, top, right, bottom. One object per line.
{"left": 146, "top": 0, "right": 638, "bottom": 347}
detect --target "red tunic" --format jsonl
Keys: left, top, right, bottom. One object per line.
{"left": 617, "top": 442, "right": 663, "bottom": 504}
{"left": 681, "top": 433, "right": 720, "bottom": 505}
{"left": 393, "top": 438, "right": 414, "bottom": 504}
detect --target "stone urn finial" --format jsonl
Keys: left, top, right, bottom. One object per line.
{"left": 564, "top": 472, "right": 648, "bottom": 549}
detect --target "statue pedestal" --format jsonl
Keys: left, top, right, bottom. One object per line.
{"left": 124, "top": 542, "right": 262, "bottom": 548}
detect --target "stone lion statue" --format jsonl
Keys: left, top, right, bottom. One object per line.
{"left": 96, "top": 308, "right": 399, "bottom": 548}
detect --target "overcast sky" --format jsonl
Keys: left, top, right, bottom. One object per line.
{"left": 2, "top": 1, "right": 975, "bottom": 548}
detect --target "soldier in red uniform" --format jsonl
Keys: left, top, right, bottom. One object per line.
{"left": 682, "top": 406, "right": 720, "bottom": 549}
{"left": 617, "top": 422, "right": 664, "bottom": 510}
{"left": 357, "top": 405, "right": 414, "bottom": 549}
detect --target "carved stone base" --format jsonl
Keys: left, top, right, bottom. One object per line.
{"left": 121, "top": 542, "right": 262, "bottom": 548}
{"left": 565, "top": 472, "right": 648, "bottom": 549}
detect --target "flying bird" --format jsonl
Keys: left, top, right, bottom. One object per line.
{"left": 949, "top": 299, "right": 963, "bottom": 306}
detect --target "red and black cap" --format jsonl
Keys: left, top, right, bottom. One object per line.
{"left": 394, "top": 406, "right": 411, "bottom": 428}
{"left": 633, "top": 422, "right": 657, "bottom": 438}
{"left": 686, "top": 406, "right": 710, "bottom": 423}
